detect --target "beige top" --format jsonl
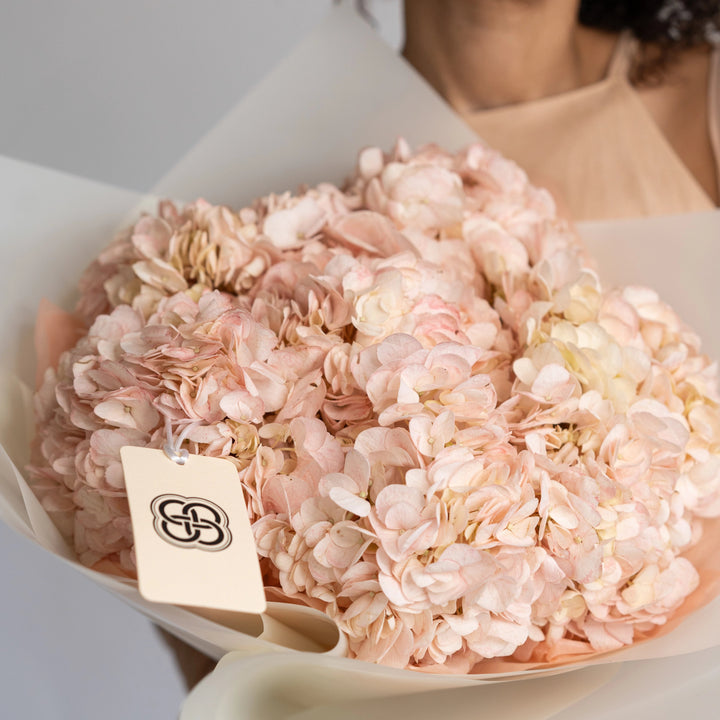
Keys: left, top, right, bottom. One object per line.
{"left": 463, "top": 35, "right": 720, "bottom": 221}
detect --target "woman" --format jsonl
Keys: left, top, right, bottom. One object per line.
{"left": 402, "top": 0, "right": 720, "bottom": 220}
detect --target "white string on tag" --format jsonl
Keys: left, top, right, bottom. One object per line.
{"left": 163, "top": 418, "right": 198, "bottom": 466}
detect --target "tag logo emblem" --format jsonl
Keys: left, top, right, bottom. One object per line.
{"left": 150, "top": 494, "right": 232, "bottom": 551}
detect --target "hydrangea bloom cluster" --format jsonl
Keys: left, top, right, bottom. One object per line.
{"left": 30, "top": 140, "right": 720, "bottom": 672}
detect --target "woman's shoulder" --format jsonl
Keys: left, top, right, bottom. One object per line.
{"left": 634, "top": 42, "right": 718, "bottom": 203}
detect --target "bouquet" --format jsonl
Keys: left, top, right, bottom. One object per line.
{"left": 28, "top": 138, "right": 720, "bottom": 674}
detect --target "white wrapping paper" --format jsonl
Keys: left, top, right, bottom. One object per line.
{"left": 1, "top": 4, "right": 720, "bottom": 714}
{"left": 153, "top": 4, "right": 477, "bottom": 207}
{"left": 180, "top": 650, "right": 619, "bottom": 720}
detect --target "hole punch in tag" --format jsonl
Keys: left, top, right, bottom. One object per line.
{"left": 120, "top": 446, "right": 267, "bottom": 614}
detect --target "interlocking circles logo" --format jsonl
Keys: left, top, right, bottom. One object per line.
{"left": 150, "top": 494, "right": 232, "bottom": 551}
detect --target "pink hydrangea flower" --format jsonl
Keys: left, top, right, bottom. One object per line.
{"left": 30, "top": 140, "right": 720, "bottom": 673}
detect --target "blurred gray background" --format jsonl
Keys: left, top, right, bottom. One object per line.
{"left": 0, "top": 0, "right": 402, "bottom": 191}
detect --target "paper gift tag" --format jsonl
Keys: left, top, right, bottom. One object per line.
{"left": 120, "top": 446, "right": 266, "bottom": 614}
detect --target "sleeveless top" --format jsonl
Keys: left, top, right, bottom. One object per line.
{"left": 461, "top": 34, "right": 720, "bottom": 221}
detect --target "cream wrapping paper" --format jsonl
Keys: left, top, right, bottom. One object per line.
{"left": 179, "top": 649, "right": 620, "bottom": 720}
{"left": 1, "top": 1, "right": 720, "bottom": 708}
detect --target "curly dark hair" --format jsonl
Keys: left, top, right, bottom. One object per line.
{"left": 580, "top": 0, "right": 719, "bottom": 46}
{"left": 579, "top": 0, "right": 720, "bottom": 82}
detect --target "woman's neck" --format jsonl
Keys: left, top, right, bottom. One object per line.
{"left": 402, "top": 0, "right": 617, "bottom": 112}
